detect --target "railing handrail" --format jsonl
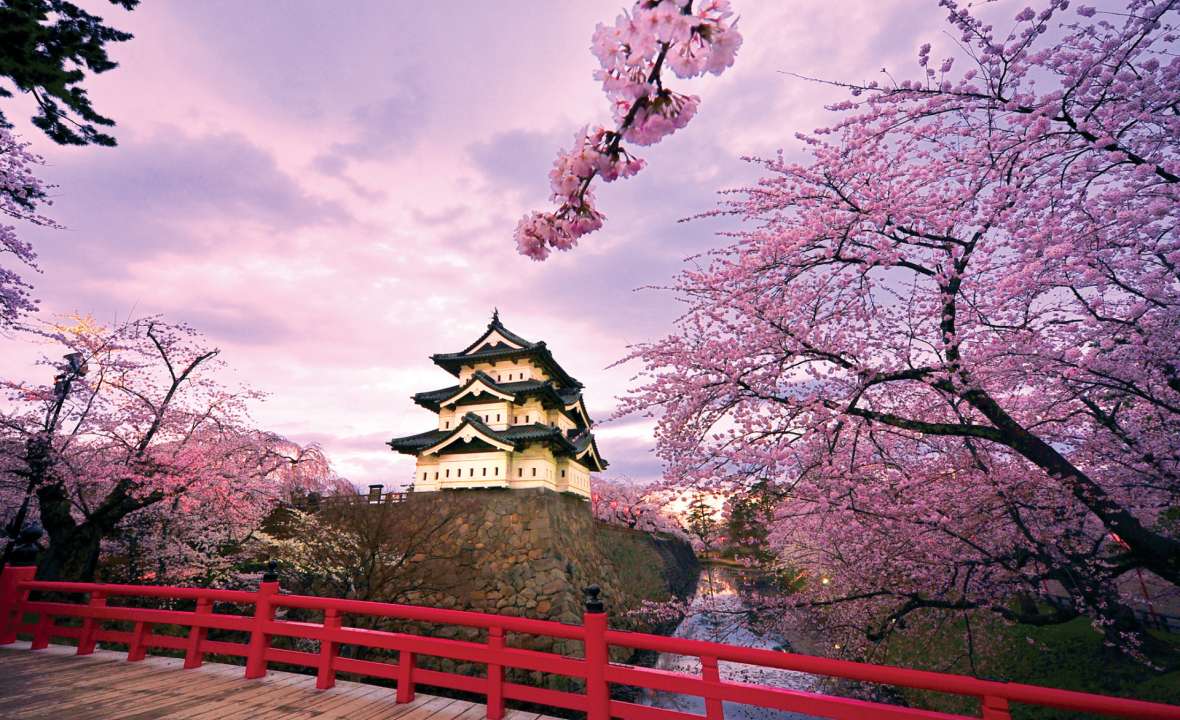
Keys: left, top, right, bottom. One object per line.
{"left": 2, "top": 570, "right": 1178, "bottom": 720}
{"left": 17, "top": 580, "right": 257, "bottom": 603}
{"left": 273, "top": 592, "right": 587, "bottom": 639}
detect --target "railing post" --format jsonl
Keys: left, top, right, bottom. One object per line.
{"left": 701, "top": 656, "right": 724, "bottom": 720}
{"left": 397, "top": 649, "right": 416, "bottom": 703}
{"left": 317, "top": 608, "right": 341, "bottom": 690}
{"left": 982, "top": 695, "right": 1012, "bottom": 720}
{"left": 0, "top": 525, "right": 42, "bottom": 645}
{"left": 245, "top": 563, "right": 280, "bottom": 679}
{"left": 127, "top": 621, "right": 153, "bottom": 661}
{"left": 77, "top": 591, "right": 106, "bottom": 655}
{"left": 583, "top": 585, "right": 610, "bottom": 720}
{"left": 184, "top": 597, "right": 212, "bottom": 669}
{"left": 0, "top": 565, "right": 37, "bottom": 645}
{"left": 487, "top": 626, "right": 505, "bottom": 720}
{"left": 30, "top": 611, "right": 52, "bottom": 649}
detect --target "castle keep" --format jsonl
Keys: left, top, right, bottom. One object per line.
{"left": 388, "top": 312, "right": 606, "bottom": 497}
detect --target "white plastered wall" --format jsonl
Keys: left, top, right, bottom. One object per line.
{"left": 458, "top": 359, "right": 550, "bottom": 384}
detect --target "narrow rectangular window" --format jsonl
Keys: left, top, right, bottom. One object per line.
{"left": 422, "top": 472, "right": 427, "bottom": 481}
{"left": 482, "top": 467, "right": 487, "bottom": 476}
{"left": 518, "top": 468, "right": 522, "bottom": 477}
{"left": 496, "top": 414, "right": 501, "bottom": 422}
{"left": 561, "top": 470, "right": 566, "bottom": 478}
{"left": 434, "top": 472, "right": 438, "bottom": 480}
{"left": 445, "top": 421, "right": 450, "bottom": 429}
{"left": 531, "top": 467, "right": 537, "bottom": 477}
{"left": 470, "top": 468, "right": 475, "bottom": 477}
{"left": 446, "top": 469, "right": 450, "bottom": 478}
{"left": 494, "top": 467, "right": 499, "bottom": 476}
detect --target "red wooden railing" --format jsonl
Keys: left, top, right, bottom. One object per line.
{"left": 1, "top": 564, "right": 1179, "bottom": 720}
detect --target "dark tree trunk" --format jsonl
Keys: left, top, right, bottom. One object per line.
{"left": 36, "top": 523, "right": 103, "bottom": 581}
{"left": 33, "top": 478, "right": 152, "bottom": 582}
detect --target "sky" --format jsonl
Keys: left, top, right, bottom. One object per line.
{"left": 0, "top": 0, "right": 1027, "bottom": 489}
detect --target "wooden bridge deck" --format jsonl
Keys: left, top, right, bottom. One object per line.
{"left": 0, "top": 643, "right": 559, "bottom": 720}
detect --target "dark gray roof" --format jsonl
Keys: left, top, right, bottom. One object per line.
{"left": 430, "top": 314, "right": 582, "bottom": 389}
{"left": 388, "top": 412, "right": 606, "bottom": 468}
{"left": 412, "top": 371, "right": 585, "bottom": 423}
{"left": 386, "top": 428, "right": 449, "bottom": 453}
{"left": 458, "top": 313, "right": 537, "bottom": 355}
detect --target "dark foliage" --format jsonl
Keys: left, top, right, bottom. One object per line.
{"left": 0, "top": 0, "right": 138, "bottom": 146}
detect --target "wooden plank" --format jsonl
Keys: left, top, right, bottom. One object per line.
{"left": 5, "top": 658, "right": 207, "bottom": 717}
{"left": 367, "top": 695, "right": 462, "bottom": 720}
{"left": 162, "top": 672, "right": 319, "bottom": 720}
{"left": 13, "top": 659, "right": 249, "bottom": 720}
{"left": 0, "top": 646, "right": 572, "bottom": 720}
{"left": 322, "top": 684, "right": 417, "bottom": 718}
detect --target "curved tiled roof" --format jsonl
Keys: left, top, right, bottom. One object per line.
{"left": 388, "top": 412, "right": 607, "bottom": 468}
{"left": 412, "top": 371, "right": 585, "bottom": 426}
{"left": 430, "top": 316, "right": 581, "bottom": 389}
{"left": 431, "top": 342, "right": 581, "bottom": 389}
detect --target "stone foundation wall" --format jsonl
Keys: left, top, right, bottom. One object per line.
{"left": 396, "top": 487, "right": 696, "bottom": 625}
{"left": 381, "top": 488, "right": 698, "bottom": 677}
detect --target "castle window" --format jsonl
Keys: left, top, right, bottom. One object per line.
{"left": 494, "top": 467, "right": 499, "bottom": 476}
{"left": 561, "top": 470, "right": 566, "bottom": 478}
{"left": 446, "top": 469, "right": 450, "bottom": 478}
{"left": 470, "top": 468, "right": 475, "bottom": 477}
{"left": 496, "top": 414, "right": 501, "bottom": 422}
{"left": 518, "top": 468, "right": 522, "bottom": 477}
{"left": 482, "top": 467, "right": 487, "bottom": 476}
{"left": 531, "top": 467, "right": 537, "bottom": 477}
{"left": 422, "top": 472, "right": 427, "bottom": 481}
{"left": 445, "top": 421, "right": 450, "bottom": 429}
{"left": 434, "top": 472, "right": 438, "bottom": 480}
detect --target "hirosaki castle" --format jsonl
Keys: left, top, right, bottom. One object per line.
{"left": 388, "top": 312, "right": 607, "bottom": 498}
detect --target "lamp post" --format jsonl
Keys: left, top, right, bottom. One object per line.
{"left": 0, "top": 352, "right": 88, "bottom": 569}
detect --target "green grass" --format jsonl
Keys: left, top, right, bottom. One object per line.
{"left": 879, "top": 613, "right": 1180, "bottom": 719}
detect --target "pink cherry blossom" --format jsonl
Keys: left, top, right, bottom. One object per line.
{"left": 0, "top": 316, "right": 343, "bottom": 581}
{"left": 619, "top": 0, "right": 1180, "bottom": 657}
{"left": 0, "top": 128, "right": 58, "bottom": 328}
{"left": 515, "top": 0, "right": 742, "bottom": 260}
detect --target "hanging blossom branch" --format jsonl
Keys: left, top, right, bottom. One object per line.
{"left": 0, "top": 128, "right": 58, "bottom": 327}
{"left": 514, "top": 0, "right": 742, "bottom": 261}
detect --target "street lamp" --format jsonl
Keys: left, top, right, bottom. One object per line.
{"left": 1, "top": 352, "right": 89, "bottom": 569}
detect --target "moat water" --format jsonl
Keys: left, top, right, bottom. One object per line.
{"left": 642, "top": 566, "right": 822, "bottom": 720}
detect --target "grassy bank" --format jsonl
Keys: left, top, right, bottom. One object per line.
{"left": 878, "top": 614, "right": 1180, "bottom": 718}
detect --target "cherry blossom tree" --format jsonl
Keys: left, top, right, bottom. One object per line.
{"left": 621, "top": 0, "right": 1180, "bottom": 657}
{"left": 102, "top": 439, "right": 339, "bottom": 585}
{"left": 514, "top": 0, "right": 742, "bottom": 260}
{"left": 591, "top": 476, "right": 685, "bottom": 535}
{"left": 0, "top": 129, "right": 55, "bottom": 328}
{"left": 0, "top": 316, "right": 334, "bottom": 581}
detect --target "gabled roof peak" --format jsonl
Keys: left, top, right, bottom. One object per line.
{"left": 455, "top": 310, "right": 536, "bottom": 357}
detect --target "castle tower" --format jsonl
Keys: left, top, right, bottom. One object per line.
{"left": 388, "top": 312, "right": 607, "bottom": 497}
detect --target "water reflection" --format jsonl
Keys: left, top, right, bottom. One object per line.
{"left": 643, "top": 566, "right": 820, "bottom": 720}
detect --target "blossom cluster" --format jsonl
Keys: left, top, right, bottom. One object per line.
{"left": 515, "top": 0, "right": 741, "bottom": 260}
{"left": 0, "top": 128, "right": 56, "bottom": 327}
